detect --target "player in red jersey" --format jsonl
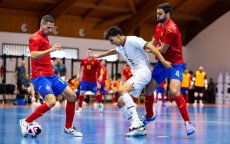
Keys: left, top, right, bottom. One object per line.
{"left": 122, "top": 64, "right": 132, "bottom": 81}
{"left": 19, "top": 15, "right": 82, "bottom": 137}
{"left": 95, "top": 59, "right": 107, "bottom": 112}
{"left": 76, "top": 49, "right": 101, "bottom": 113}
{"left": 143, "top": 3, "right": 195, "bottom": 136}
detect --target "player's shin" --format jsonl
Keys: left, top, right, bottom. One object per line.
{"left": 121, "top": 93, "right": 139, "bottom": 121}
{"left": 65, "top": 101, "right": 76, "bottom": 128}
{"left": 174, "top": 94, "right": 190, "bottom": 122}
{"left": 144, "top": 95, "right": 154, "bottom": 118}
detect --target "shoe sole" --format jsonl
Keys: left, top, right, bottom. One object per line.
{"left": 143, "top": 116, "right": 156, "bottom": 126}
{"left": 187, "top": 129, "right": 195, "bottom": 136}
{"left": 19, "top": 119, "right": 27, "bottom": 137}
{"left": 63, "top": 130, "right": 83, "bottom": 137}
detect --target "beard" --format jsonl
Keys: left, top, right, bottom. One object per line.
{"left": 157, "top": 16, "right": 166, "bottom": 23}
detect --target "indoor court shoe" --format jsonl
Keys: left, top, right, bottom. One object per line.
{"left": 126, "top": 126, "right": 147, "bottom": 137}
{"left": 142, "top": 115, "right": 156, "bottom": 126}
{"left": 98, "top": 103, "right": 104, "bottom": 112}
{"left": 75, "top": 108, "right": 82, "bottom": 113}
{"left": 64, "top": 126, "right": 83, "bottom": 137}
{"left": 184, "top": 121, "right": 195, "bottom": 136}
{"left": 129, "top": 120, "right": 144, "bottom": 131}
{"left": 19, "top": 119, "right": 29, "bottom": 137}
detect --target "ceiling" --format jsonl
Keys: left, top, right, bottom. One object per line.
{"left": 0, "top": 0, "right": 229, "bottom": 44}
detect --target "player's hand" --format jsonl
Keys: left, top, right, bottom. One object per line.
{"left": 162, "top": 60, "right": 172, "bottom": 69}
{"left": 51, "top": 43, "right": 61, "bottom": 52}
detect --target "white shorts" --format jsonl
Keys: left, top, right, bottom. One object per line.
{"left": 126, "top": 67, "right": 151, "bottom": 98}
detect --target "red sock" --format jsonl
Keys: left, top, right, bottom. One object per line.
{"left": 185, "top": 94, "right": 189, "bottom": 103}
{"left": 161, "top": 94, "right": 165, "bottom": 105}
{"left": 65, "top": 101, "right": 76, "bottom": 128}
{"left": 174, "top": 95, "right": 190, "bottom": 122}
{"left": 94, "top": 96, "right": 98, "bottom": 103}
{"left": 97, "top": 92, "right": 103, "bottom": 103}
{"left": 25, "top": 103, "right": 50, "bottom": 123}
{"left": 78, "top": 96, "right": 84, "bottom": 108}
{"left": 145, "top": 95, "right": 154, "bottom": 118}
{"left": 132, "top": 96, "right": 137, "bottom": 103}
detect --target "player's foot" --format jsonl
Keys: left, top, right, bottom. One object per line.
{"left": 98, "top": 103, "right": 103, "bottom": 112}
{"left": 193, "top": 102, "right": 197, "bottom": 106}
{"left": 199, "top": 101, "right": 204, "bottom": 106}
{"left": 19, "top": 119, "right": 29, "bottom": 137}
{"left": 142, "top": 115, "right": 156, "bottom": 126}
{"left": 93, "top": 103, "right": 98, "bottom": 109}
{"left": 64, "top": 126, "right": 83, "bottom": 137}
{"left": 129, "top": 120, "right": 144, "bottom": 131}
{"left": 184, "top": 121, "right": 195, "bottom": 136}
{"left": 75, "top": 108, "right": 82, "bottom": 113}
{"left": 126, "top": 126, "right": 147, "bottom": 137}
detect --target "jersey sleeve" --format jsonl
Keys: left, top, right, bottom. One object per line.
{"left": 162, "top": 27, "right": 175, "bottom": 45}
{"left": 132, "top": 37, "right": 148, "bottom": 49}
{"left": 29, "top": 35, "right": 40, "bottom": 51}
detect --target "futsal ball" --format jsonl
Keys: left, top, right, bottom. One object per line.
{"left": 26, "top": 122, "right": 42, "bottom": 137}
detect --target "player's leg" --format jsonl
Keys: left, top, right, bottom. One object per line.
{"left": 142, "top": 78, "right": 158, "bottom": 125}
{"left": 61, "top": 85, "right": 83, "bottom": 137}
{"left": 169, "top": 64, "right": 195, "bottom": 136}
{"left": 193, "top": 87, "right": 199, "bottom": 106}
{"left": 199, "top": 90, "right": 204, "bottom": 106}
{"left": 20, "top": 77, "right": 56, "bottom": 137}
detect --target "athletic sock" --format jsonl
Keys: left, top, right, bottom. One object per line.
{"left": 65, "top": 101, "right": 76, "bottom": 128}
{"left": 174, "top": 95, "right": 190, "bottom": 122}
{"left": 25, "top": 103, "right": 50, "bottom": 123}
{"left": 145, "top": 95, "right": 154, "bottom": 118}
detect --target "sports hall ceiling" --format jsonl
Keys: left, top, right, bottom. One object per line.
{"left": 0, "top": 0, "right": 229, "bottom": 44}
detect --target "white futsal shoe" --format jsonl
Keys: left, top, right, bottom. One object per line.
{"left": 185, "top": 121, "right": 195, "bottom": 136}
{"left": 20, "top": 119, "right": 29, "bottom": 137}
{"left": 126, "top": 120, "right": 146, "bottom": 137}
{"left": 129, "top": 120, "right": 144, "bottom": 131}
{"left": 75, "top": 108, "right": 82, "bottom": 113}
{"left": 98, "top": 103, "right": 104, "bottom": 112}
{"left": 64, "top": 126, "right": 83, "bottom": 137}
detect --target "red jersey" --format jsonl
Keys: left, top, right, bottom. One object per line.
{"left": 123, "top": 66, "right": 132, "bottom": 81}
{"left": 81, "top": 57, "right": 101, "bottom": 82}
{"left": 29, "top": 30, "right": 55, "bottom": 79}
{"left": 98, "top": 66, "right": 107, "bottom": 84}
{"left": 154, "top": 19, "right": 183, "bottom": 64}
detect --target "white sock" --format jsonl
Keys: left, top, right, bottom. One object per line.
{"left": 119, "top": 105, "right": 132, "bottom": 122}
{"left": 121, "top": 93, "right": 139, "bottom": 121}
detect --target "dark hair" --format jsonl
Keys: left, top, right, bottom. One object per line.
{"left": 41, "top": 15, "right": 54, "bottom": 24}
{"left": 104, "top": 26, "right": 123, "bottom": 40}
{"left": 157, "top": 3, "right": 172, "bottom": 14}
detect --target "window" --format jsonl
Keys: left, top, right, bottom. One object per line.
{"left": 2, "top": 43, "right": 78, "bottom": 59}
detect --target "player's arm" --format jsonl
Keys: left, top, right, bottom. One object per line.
{"left": 151, "top": 38, "right": 158, "bottom": 47}
{"left": 144, "top": 43, "right": 172, "bottom": 69}
{"left": 92, "top": 48, "right": 118, "bottom": 58}
{"left": 157, "top": 43, "right": 170, "bottom": 54}
{"left": 30, "top": 43, "right": 61, "bottom": 60}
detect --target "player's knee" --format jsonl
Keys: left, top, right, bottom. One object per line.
{"left": 170, "top": 88, "right": 179, "bottom": 97}
{"left": 46, "top": 99, "right": 56, "bottom": 107}
{"left": 67, "top": 94, "right": 77, "bottom": 102}
{"left": 117, "top": 97, "right": 125, "bottom": 108}
{"left": 194, "top": 92, "right": 198, "bottom": 97}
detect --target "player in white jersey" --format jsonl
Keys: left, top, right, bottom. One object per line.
{"left": 92, "top": 26, "right": 171, "bottom": 137}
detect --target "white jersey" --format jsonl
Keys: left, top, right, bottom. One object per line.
{"left": 116, "top": 36, "right": 150, "bottom": 73}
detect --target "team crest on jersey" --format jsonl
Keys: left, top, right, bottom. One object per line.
{"left": 46, "top": 85, "right": 51, "bottom": 91}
